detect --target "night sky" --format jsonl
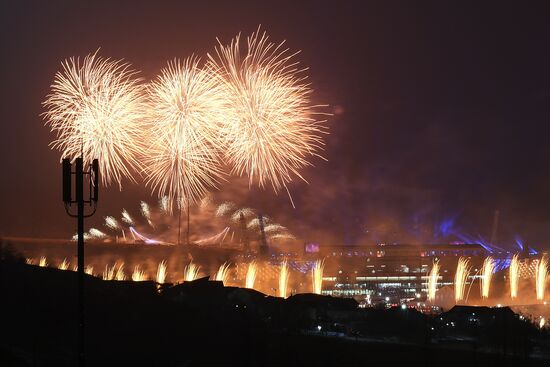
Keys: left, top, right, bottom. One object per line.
{"left": 1, "top": 1, "right": 550, "bottom": 249}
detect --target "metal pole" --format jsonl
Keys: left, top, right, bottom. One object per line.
{"left": 75, "top": 158, "right": 85, "bottom": 367}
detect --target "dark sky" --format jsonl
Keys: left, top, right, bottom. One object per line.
{"left": 1, "top": 1, "right": 550, "bottom": 249}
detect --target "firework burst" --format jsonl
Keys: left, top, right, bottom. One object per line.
{"left": 208, "top": 27, "right": 327, "bottom": 195}
{"left": 42, "top": 52, "right": 147, "bottom": 187}
{"left": 143, "top": 57, "right": 226, "bottom": 213}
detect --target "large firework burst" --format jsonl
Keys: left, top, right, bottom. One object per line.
{"left": 142, "top": 57, "right": 226, "bottom": 213}
{"left": 208, "top": 27, "right": 327, "bottom": 195}
{"left": 43, "top": 51, "right": 147, "bottom": 187}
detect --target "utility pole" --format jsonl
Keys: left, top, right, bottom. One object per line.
{"left": 63, "top": 157, "right": 98, "bottom": 367}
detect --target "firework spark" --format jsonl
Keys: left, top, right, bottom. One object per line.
{"left": 184, "top": 262, "right": 200, "bottom": 282}
{"left": 103, "top": 264, "right": 116, "bottom": 280}
{"left": 89, "top": 228, "right": 106, "bottom": 238}
{"left": 159, "top": 196, "right": 170, "bottom": 214}
{"left": 39, "top": 256, "right": 48, "bottom": 267}
{"left": 140, "top": 201, "right": 154, "bottom": 227}
{"left": 245, "top": 261, "right": 258, "bottom": 289}
{"left": 480, "top": 257, "right": 495, "bottom": 299}
{"left": 156, "top": 260, "right": 167, "bottom": 284}
{"left": 231, "top": 208, "right": 255, "bottom": 223}
{"left": 215, "top": 262, "right": 231, "bottom": 284}
{"left": 115, "top": 263, "right": 125, "bottom": 281}
{"left": 536, "top": 256, "right": 548, "bottom": 301}
{"left": 42, "top": 52, "right": 147, "bottom": 187}
{"left": 279, "top": 260, "right": 290, "bottom": 298}
{"left": 58, "top": 258, "right": 69, "bottom": 270}
{"left": 510, "top": 254, "right": 520, "bottom": 299}
{"left": 427, "top": 260, "right": 440, "bottom": 302}
{"left": 454, "top": 257, "right": 470, "bottom": 303}
{"left": 131, "top": 265, "right": 147, "bottom": 281}
{"left": 312, "top": 259, "right": 324, "bottom": 295}
{"left": 143, "top": 57, "right": 226, "bottom": 213}
{"left": 104, "top": 216, "right": 119, "bottom": 230}
{"left": 208, "top": 27, "right": 327, "bottom": 195}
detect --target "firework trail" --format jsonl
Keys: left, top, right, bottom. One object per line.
{"left": 480, "top": 257, "right": 495, "bottom": 299}
{"left": 132, "top": 265, "right": 147, "bottom": 281}
{"left": 279, "top": 260, "right": 290, "bottom": 298}
{"left": 215, "top": 262, "right": 231, "bottom": 284}
{"left": 427, "top": 260, "right": 440, "bottom": 302}
{"left": 156, "top": 260, "right": 167, "bottom": 284}
{"left": 510, "top": 254, "right": 520, "bottom": 299}
{"left": 245, "top": 261, "right": 258, "bottom": 289}
{"left": 121, "top": 209, "right": 134, "bottom": 225}
{"left": 536, "top": 256, "right": 548, "bottom": 301}
{"left": 39, "top": 256, "right": 48, "bottom": 267}
{"left": 216, "top": 202, "right": 236, "bottom": 217}
{"left": 184, "top": 262, "right": 201, "bottom": 282}
{"left": 42, "top": 51, "right": 147, "bottom": 187}
{"left": 454, "top": 257, "right": 470, "bottom": 303}
{"left": 58, "top": 258, "right": 69, "bottom": 270}
{"left": 143, "top": 57, "right": 226, "bottom": 213}
{"left": 208, "top": 27, "right": 327, "bottom": 197}
{"left": 312, "top": 259, "right": 324, "bottom": 295}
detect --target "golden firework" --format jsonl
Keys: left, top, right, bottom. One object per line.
{"left": 208, "top": 27, "right": 327, "bottom": 195}
{"left": 480, "top": 257, "right": 495, "bottom": 299}
{"left": 454, "top": 257, "right": 470, "bottom": 303}
{"left": 312, "top": 259, "right": 324, "bottom": 295}
{"left": 143, "top": 57, "right": 226, "bottom": 213}
{"left": 509, "top": 254, "right": 520, "bottom": 299}
{"left": 43, "top": 52, "right": 147, "bottom": 187}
